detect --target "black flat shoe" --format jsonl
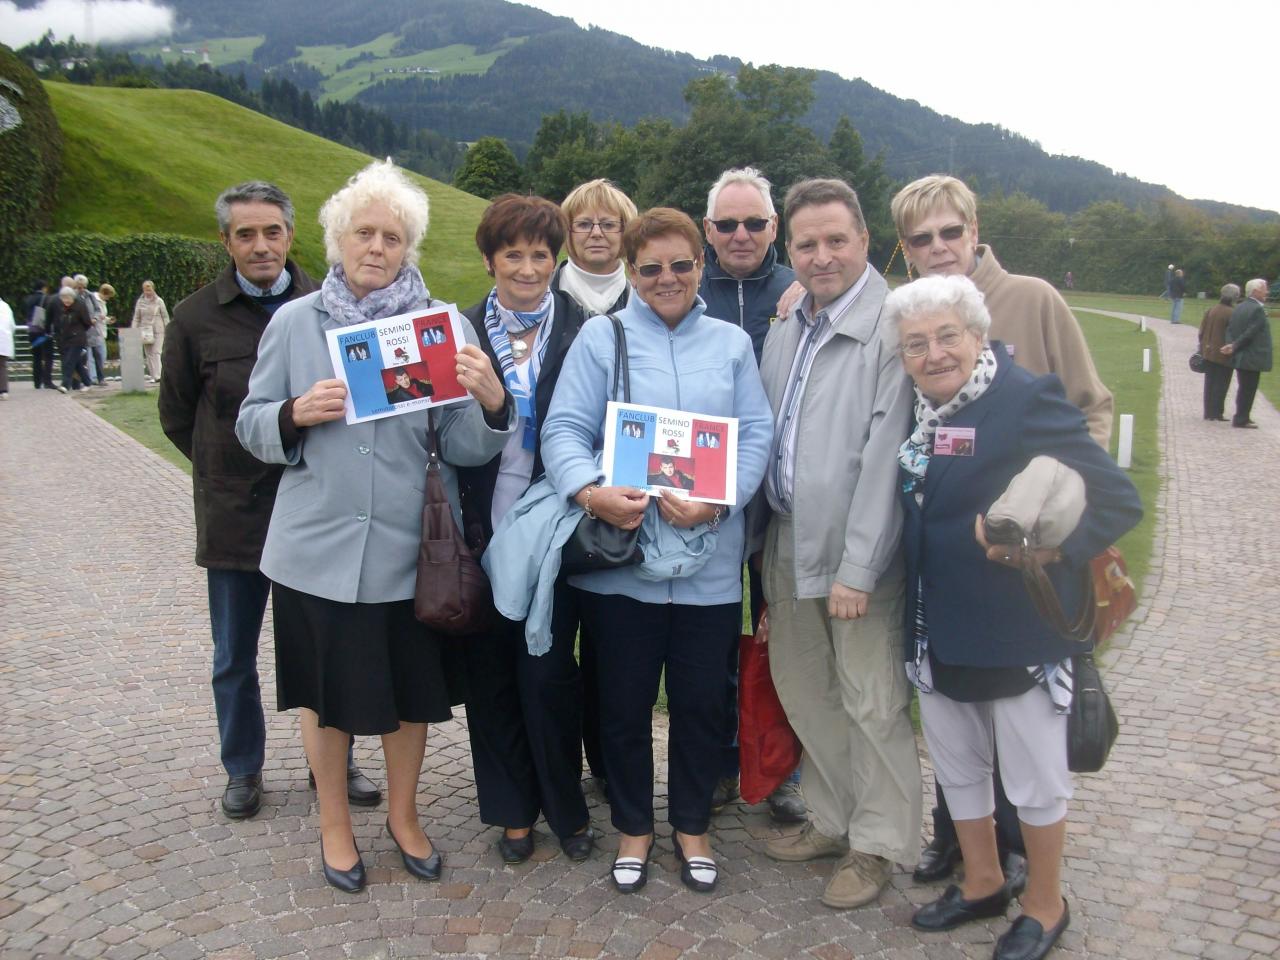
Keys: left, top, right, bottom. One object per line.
{"left": 611, "top": 839, "right": 653, "bottom": 894}
{"left": 993, "top": 899, "right": 1070, "bottom": 960}
{"left": 320, "top": 838, "right": 366, "bottom": 893}
{"left": 387, "top": 821, "right": 442, "bottom": 881}
{"left": 222, "top": 773, "right": 263, "bottom": 820}
{"left": 912, "top": 833, "right": 961, "bottom": 883}
{"left": 672, "top": 833, "right": 718, "bottom": 893}
{"left": 560, "top": 827, "right": 596, "bottom": 863}
{"left": 497, "top": 830, "right": 535, "bottom": 864}
{"left": 911, "top": 882, "right": 1012, "bottom": 931}
{"left": 308, "top": 762, "right": 383, "bottom": 806}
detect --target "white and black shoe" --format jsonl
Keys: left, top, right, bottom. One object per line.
{"left": 611, "top": 839, "right": 653, "bottom": 893}
{"left": 673, "top": 833, "right": 718, "bottom": 893}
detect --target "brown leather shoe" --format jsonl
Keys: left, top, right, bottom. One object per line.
{"left": 764, "top": 821, "right": 847, "bottom": 862}
{"left": 822, "top": 850, "right": 889, "bottom": 909}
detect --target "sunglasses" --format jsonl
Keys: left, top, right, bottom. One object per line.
{"left": 634, "top": 259, "right": 697, "bottom": 279}
{"left": 710, "top": 217, "right": 771, "bottom": 235}
{"left": 906, "top": 224, "right": 966, "bottom": 249}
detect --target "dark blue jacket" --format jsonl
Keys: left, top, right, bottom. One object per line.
{"left": 698, "top": 243, "right": 795, "bottom": 364}
{"left": 900, "top": 347, "right": 1142, "bottom": 668}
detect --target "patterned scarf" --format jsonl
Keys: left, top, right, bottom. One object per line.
{"left": 483, "top": 287, "right": 554, "bottom": 389}
{"left": 320, "top": 263, "right": 430, "bottom": 326}
{"left": 897, "top": 345, "right": 998, "bottom": 494}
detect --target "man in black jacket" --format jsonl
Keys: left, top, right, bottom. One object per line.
{"left": 159, "top": 181, "right": 379, "bottom": 819}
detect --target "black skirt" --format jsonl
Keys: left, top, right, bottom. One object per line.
{"left": 272, "top": 581, "right": 454, "bottom": 735}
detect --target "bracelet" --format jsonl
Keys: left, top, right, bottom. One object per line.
{"left": 583, "top": 483, "right": 600, "bottom": 520}
{"left": 709, "top": 506, "right": 723, "bottom": 531}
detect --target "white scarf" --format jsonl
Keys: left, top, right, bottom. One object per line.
{"left": 558, "top": 259, "right": 628, "bottom": 317}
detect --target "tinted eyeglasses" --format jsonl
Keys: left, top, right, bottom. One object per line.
{"left": 634, "top": 259, "right": 697, "bottom": 279}
{"left": 901, "top": 329, "right": 966, "bottom": 358}
{"left": 710, "top": 217, "right": 771, "bottom": 235}
{"left": 906, "top": 224, "right": 966, "bottom": 249}
{"left": 571, "top": 218, "right": 623, "bottom": 234}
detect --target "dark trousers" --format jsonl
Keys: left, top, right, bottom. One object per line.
{"left": 31, "top": 340, "right": 54, "bottom": 387}
{"left": 1234, "top": 368, "right": 1261, "bottom": 426}
{"left": 207, "top": 569, "right": 270, "bottom": 777}
{"left": 579, "top": 591, "right": 739, "bottom": 836}
{"left": 1203, "top": 362, "right": 1232, "bottom": 419}
{"left": 930, "top": 754, "right": 1026, "bottom": 858}
{"left": 464, "top": 580, "right": 589, "bottom": 839}
{"left": 61, "top": 345, "right": 91, "bottom": 390}
{"left": 578, "top": 621, "right": 605, "bottom": 779}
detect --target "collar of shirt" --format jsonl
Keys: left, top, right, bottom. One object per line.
{"left": 798, "top": 266, "right": 870, "bottom": 331}
{"left": 235, "top": 268, "right": 292, "bottom": 298}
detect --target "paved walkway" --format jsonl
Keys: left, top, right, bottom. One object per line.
{"left": 1, "top": 313, "right": 1277, "bottom": 960}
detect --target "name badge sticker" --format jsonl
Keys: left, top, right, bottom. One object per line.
{"left": 934, "top": 426, "right": 976, "bottom": 457}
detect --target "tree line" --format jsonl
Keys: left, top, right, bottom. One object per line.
{"left": 452, "top": 65, "right": 1280, "bottom": 295}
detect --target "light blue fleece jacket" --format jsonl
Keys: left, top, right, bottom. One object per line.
{"left": 540, "top": 294, "right": 773, "bottom": 606}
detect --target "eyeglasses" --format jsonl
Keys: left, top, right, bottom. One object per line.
{"left": 571, "top": 218, "right": 623, "bottom": 234}
{"left": 634, "top": 259, "right": 697, "bottom": 279}
{"left": 710, "top": 217, "right": 771, "bottom": 235}
{"left": 906, "top": 223, "right": 966, "bottom": 249}
{"left": 901, "top": 329, "right": 967, "bottom": 358}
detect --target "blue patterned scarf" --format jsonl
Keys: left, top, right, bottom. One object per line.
{"left": 482, "top": 287, "right": 554, "bottom": 390}
{"left": 320, "top": 263, "right": 430, "bottom": 326}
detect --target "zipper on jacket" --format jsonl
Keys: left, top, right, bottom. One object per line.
{"left": 737, "top": 281, "right": 745, "bottom": 329}
{"left": 667, "top": 329, "right": 681, "bottom": 604}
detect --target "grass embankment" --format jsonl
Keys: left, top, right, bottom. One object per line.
{"left": 44, "top": 82, "right": 493, "bottom": 307}
{"left": 84, "top": 389, "right": 189, "bottom": 474}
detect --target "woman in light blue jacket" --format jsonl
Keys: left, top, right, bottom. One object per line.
{"left": 540, "top": 207, "right": 773, "bottom": 894}
{"left": 236, "top": 161, "right": 513, "bottom": 894}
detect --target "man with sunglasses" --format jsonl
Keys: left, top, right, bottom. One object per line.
{"left": 889, "top": 174, "right": 1112, "bottom": 895}
{"left": 698, "top": 167, "right": 806, "bottom": 825}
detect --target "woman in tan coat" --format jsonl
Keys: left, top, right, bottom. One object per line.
{"left": 1197, "top": 283, "right": 1238, "bottom": 421}
{"left": 133, "top": 280, "right": 169, "bottom": 382}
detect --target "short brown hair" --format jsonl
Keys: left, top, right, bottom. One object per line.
{"left": 622, "top": 208, "right": 703, "bottom": 265}
{"left": 475, "top": 194, "right": 567, "bottom": 260}
{"left": 783, "top": 178, "right": 866, "bottom": 234}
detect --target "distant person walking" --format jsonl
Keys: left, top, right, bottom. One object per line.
{"left": 133, "top": 280, "right": 169, "bottom": 382}
{"left": 55, "top": 285, "right": 94, "bottom": 393}
{"left": 0, "top": 297, "right": 14, "bottom": 400}
{"left": 1063, "top": 271, "right": 1074, "bottom": 290}
{"left": 1161, "top": 263, "right": 1173, "bottom": 299}
{"left": 1220, "top": 278, "right": 1272, "bottom": 429}
{"left": 1197, "top": 284, "right": 1238, "bottom": 421}
{"left": 24, "top": 281, "right": 54, "bottom": 389}
{"left": 75, "top": 274, "right": 106, "bottom": 386}
{"left": 1169, "top": 268, "right": 1186, "bottom": 324}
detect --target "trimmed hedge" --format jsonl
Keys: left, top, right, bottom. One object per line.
{"left": 0, "top": 45, "right": 62, "bottom": 259}
{"left": 3, "top": 232, "right": 228, "bottom": 320}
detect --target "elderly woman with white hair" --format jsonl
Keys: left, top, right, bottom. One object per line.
{"left": 133, "top": 280, "right": 169, "bottom": 382}
{"left": 236, "top": 160, "right": 514, "bottom": 893}
{"left": 883, "top": 274, "right": 1140, "bottom": 960}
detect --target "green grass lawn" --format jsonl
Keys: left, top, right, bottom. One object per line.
{"left": 132, "top": 36, "right": 265, "bottom": 69}
{"left": 45, "top": 82, "right": 494, "bottom": 308}
{"left": 85, "top": 389, "right": 190, "bottom": 474}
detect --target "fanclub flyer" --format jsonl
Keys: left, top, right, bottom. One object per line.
{"left": 325, "top": 304, "right": 470, "bottom": 424}
{"left": 602, "top": 401, "right": 739, "bottom": 505}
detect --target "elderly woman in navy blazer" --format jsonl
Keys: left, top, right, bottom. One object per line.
{"left": 883, "top": 275, "right": 1140, "bottom": 960}
{"left": 236, "top": 160, "right": 513, "bottom": 893}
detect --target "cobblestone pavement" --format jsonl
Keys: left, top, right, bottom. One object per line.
{"left": 1, "top": 316, "right": 1277, "bottom": 960}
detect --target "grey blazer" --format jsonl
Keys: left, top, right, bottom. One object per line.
{"left": 236, "top": 290, "right": 515, "bottom": 604}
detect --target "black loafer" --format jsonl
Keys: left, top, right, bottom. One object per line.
{"left": 911, "top": 882, "right": 1012, "bottom": 931}
{"left": 308, "top": 762, "right": 383, "bottom": 806}
{"left": 993, "top": 900, "right": 1070, "bottom": 960}
{"left": 611, "top": 840, "right": 653, "bottom": 894}
{"left": 1002, "top": 852, "right": 1028, "bottom": 899}
{"left": 672, "top": 834, "right": 718, "bottom": 893}
{"left": 387, "top": 821, "right": 442, "bottom": 881}
{"left": 320, "top": 838, "right": 366, "bottom": 893}
{"left": 560, "top": 827, "right": 596, "bottom": 863}
{"left": 912, "top": 834, "right": 961, "bottom": 883}
{"left": 497, "top": 831, "right": 535, "bottom": 864}
{"left": 221, "top": 773, "right": 263, "bottom": 820}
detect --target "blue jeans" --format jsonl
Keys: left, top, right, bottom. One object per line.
{"left": 207, "top": 569, "right": 270, "bottom": 776}
{"left": 87, "top": 343, "right": 107, "bottom": 384}
{"left": 1171, "top": 298, "right": 1184, "bottom": 324}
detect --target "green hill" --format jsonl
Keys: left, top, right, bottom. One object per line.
{"left": 45, "top": 81, "right": 493, "bottom": 306}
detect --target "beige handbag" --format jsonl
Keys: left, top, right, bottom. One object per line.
{"left": 983, "top": 455, "right": 1085, "bottom": 549}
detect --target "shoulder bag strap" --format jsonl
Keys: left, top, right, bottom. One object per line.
{"left": 1018, "top": 538, "right": 1096, "bottom": 643}
{"left": 607, "top": 313, "right": 630, "bottom": 403}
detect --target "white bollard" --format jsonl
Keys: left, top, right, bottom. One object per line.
{"left": 1142, "top": 348, "right": 1151, "bottom": 372}
{"left": 1117, "top": 414, "right": 1134, "bottom": 469}
{"left": 1140, "top": 316, "right": 1147, "bottom": 333}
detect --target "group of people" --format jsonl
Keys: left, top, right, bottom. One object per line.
{"left": 161, "top": 161, "right": 1143, "bottom": 960}
{"left": 1197, "top": 280, "right": 1273, "bottom": 427}
{"left": 15, "top": 275, "right": 171, "bottom": 391}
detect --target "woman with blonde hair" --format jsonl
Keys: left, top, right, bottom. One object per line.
{"left": 133, "top": 280, "right": 169, "bottom": 382}
{"left": 551, "top": 178, "right": 637, "bottom": 319}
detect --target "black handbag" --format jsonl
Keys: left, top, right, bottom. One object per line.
{"left": 1066, "top": 651, "right": 1119, "bottom": 773}
{"left": 559, "top": 314, "right": 643, "bottom": 576}
{"left": 1189, "top": 352, "right": 1206, "bottom": 373}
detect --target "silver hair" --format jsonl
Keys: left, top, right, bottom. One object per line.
{"left": 1245, "top": 278, "right": 1268, "bottom": 299}
{"left": 318, "top": 160, "right": 430, "bottom": 267}
{"left": 215, "top": 181, "right": 296, "bottom": 234}
{"left": 1221, "top": 283, "right": 1241, "bottom": 302}
{"left": 73, "top": 273, "right": 88, "bottom": 285}
{"left": 705, "top": 166, "right": 776, "bottom": 221}
{"left": 58, "top": 285, "right": 76, "bottom": 299}
{"left": 881, "top": 274, "right": 991, "bottom": 350}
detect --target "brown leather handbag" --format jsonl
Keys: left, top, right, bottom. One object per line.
{"left": 413, "top": 412, "right": 495, "bottom": 636}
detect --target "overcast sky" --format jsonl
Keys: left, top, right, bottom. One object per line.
{"left": 524, "top": 0, "right": 1279, "bottom": 215}
{"left": 3, "top": 0, "right": 1274, "bottom": 213}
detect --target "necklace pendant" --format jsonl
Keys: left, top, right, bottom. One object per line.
{"left": 511, "top": 338, "right": 529, "bottom": 360}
